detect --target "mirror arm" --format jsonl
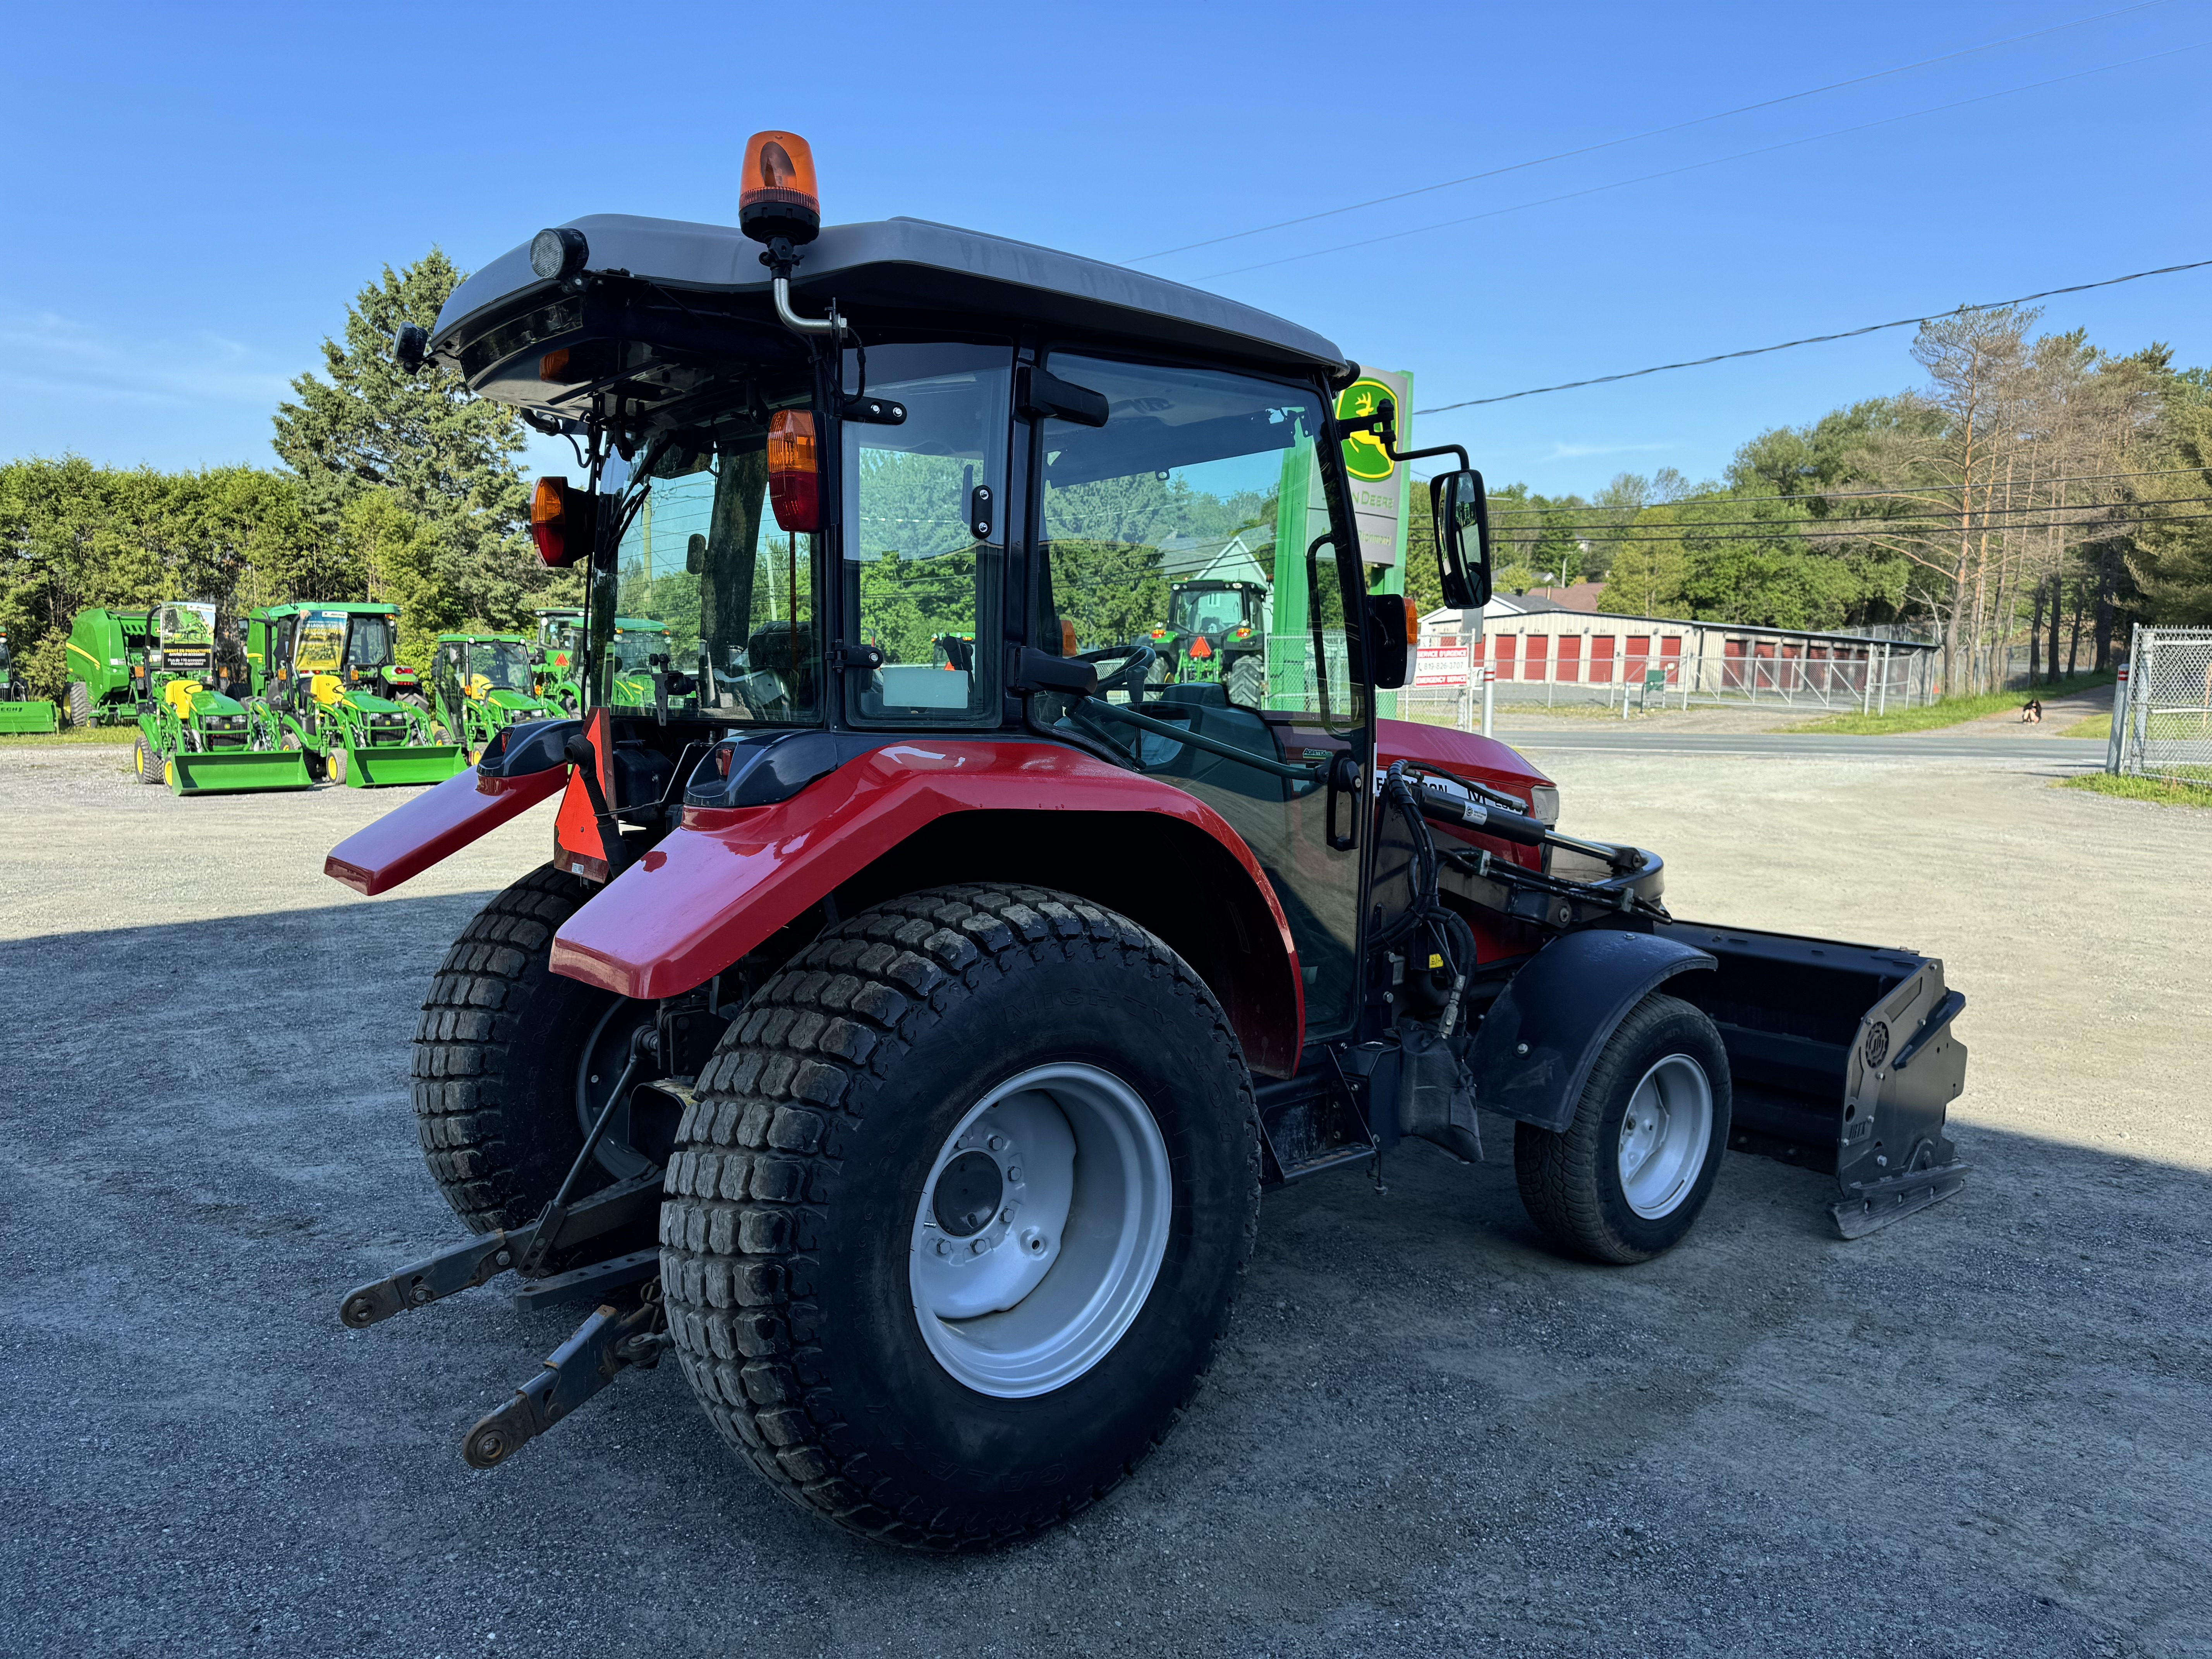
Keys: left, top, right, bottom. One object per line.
{"left": 1336, "top": 399, "right": 1466, "bottom": 471}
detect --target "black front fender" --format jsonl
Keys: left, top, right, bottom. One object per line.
{"left": 1469, "top": 929, "right": 1716, "bottom": 1132}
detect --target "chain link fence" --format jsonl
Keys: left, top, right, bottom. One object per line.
{"left": 2112, "top": 625, "right": 2212, "bottom": 784}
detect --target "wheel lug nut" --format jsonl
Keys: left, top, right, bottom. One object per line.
{"left": 935, "top": 1239, "right": 951, "bottom": 1257}
{"left": 988, "top": 1134, "right": 1007, "bottom": 1152}
{"left": 970, "top": 1238, "right": 988, "bottom": 1255}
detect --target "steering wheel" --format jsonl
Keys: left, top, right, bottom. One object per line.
{"left": 1077, "top": 643, "right": 1158, "bottom": 703}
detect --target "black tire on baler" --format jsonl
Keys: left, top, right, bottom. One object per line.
{"left": 412, "top": 864, "right": 638, "bottom": 1235}
{"left": 67, "top": 681, "right": 91, "bottom": 728}
{"left": 658, "top": 884, "right": 1260, "bottom": 1551}
{"left": 1513, "top": 992, "right": 1733, "bottom": 1264}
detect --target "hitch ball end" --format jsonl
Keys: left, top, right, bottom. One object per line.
{"left": 462, "top": 1398, "right": 531, "bottom": 1470}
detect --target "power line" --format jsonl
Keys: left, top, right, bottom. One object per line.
{"left": 1493, "top": 498, "right": 2212, "bottom": 532}
{"left": 1412, "top": 258, "right": 2212, "bottom": 415}
{"left": 1204, "top": 40, "right": 2207, "bottom": 282}
{"left": 1472, "top": 464, "right": 2212, "bottom": 504}
{"left": 1479, "top": 511, "right": 2212, "bottom": 544}
{"left": 1120, "top": 0, "right": 2173, "bottom": 264}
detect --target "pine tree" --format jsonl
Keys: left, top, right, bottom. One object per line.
{"left": 271, "top": 250, "right": 541, "bottom": 628}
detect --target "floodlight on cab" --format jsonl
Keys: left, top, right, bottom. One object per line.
{"left": 530, "top": 227, "right": 590, "bottom": 284}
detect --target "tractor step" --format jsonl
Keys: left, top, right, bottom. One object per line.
{"left": 337, "top": 1171, "right": 662, "bottom": 1328}
{"left": 461, "top": 1298, "right": 667, "bottom": 1469}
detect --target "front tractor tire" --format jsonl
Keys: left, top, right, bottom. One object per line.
{"left": 132, "top": 734, "right": 163, "bottom": 785}
{"left": 412, "top": 864, "right": 657, "bottom": 1235}
{"left": 1513, "top": 992, "right": 1733, "bottom": 1264}
{"left": 659, "top": 886, "right": 1260, "bottom": 1550}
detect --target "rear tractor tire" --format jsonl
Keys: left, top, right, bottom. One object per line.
{"left": 659, "top": 884, "right": 1260, "bottom": 1550}
{"left": 1513, "top": 992, "right": 1732, "bottom": 1264}
{"left": 412, "top": 864, "right": 666, "bottom": 1237}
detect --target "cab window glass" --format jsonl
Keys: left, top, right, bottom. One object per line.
{"left": 295, "top": 611, "right": 348, "bottom": 673}
{"left": 840, "top": 342, "right": 1010, "bottom": 724}
{"left": 1034, "top": 356, "right": 1356, "bottom": 729}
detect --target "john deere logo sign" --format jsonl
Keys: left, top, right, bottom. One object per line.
{"left": 1337, "top": 378, "right": 1398, "bottom": 482}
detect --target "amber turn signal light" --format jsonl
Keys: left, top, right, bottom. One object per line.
{"left": 740, "top": 131, "right": 821, "bottom": 245}
{"left": 766, "top": 410, "right": 819, "bottom": 534}
{"left": 529, "top": 476, "right": 592, "bottom": 568}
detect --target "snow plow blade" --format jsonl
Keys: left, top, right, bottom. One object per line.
{"left": 168, "top": 748, "right": 316, "bottom": 795}
{"left": 344, "top": 743, "right": 469, "bottom": 788}
{"left": 1650, "top": 920, "right": 1968, "bottom": 1238}
{"left": 0, "top": 700, "right": 57, "bottom": 734}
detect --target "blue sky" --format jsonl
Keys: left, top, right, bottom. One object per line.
{"left": 4, "top": 0, "right": 2207, "bottom": 500}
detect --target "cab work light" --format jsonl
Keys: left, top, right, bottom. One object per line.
{"left": 739, "top": 131, "right": 821, "bottom": 244}
{"left": 766, "top": 411, "right": 819, "bottom": 533}
{"left": 529, "top": 477, "right": 595, "bottom": 568}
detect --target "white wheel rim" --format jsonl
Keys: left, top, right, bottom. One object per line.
{"left": 1616, "top": 1053, "right": 1714, "bottom": 1219}
{"left": 909, "top": 1062, "right": 1171, "bottom": 1399}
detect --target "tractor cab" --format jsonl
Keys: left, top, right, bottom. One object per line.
{"left": 1151, "top": 580, "right": 1269, "bottom": 691}
{"left": 605, "top": 617, "right": 673, "bottom": 708}
{"left": 432, "top": 632, "right": 556, "bottom": 758}
{"left": 531, "top": 608, "right": 587, "bottom": 713}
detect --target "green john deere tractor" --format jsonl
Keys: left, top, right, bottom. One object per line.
{"left": 430, "top": 632, "right": 560, "bottom": 761}
{"left": 0, "top": 628, "right": 58, "bottom": 734}
{"left": 245, "top": 602, "right": 467, "bottom": 787}
{"left": 66, "top": 603, "right": 313, "bottom": 793}
{"left": 1146, "top": 579, "right": 1269, "bottom": 704}
{"left": 531, "top": 608, "right": 586, "bottom": 714}
{"left": 605, "top": 616, "right": 675, "bottom": 708}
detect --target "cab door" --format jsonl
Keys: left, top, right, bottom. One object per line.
{"left": 1028, "top": 354, "right": 1372, "bottom": 1042}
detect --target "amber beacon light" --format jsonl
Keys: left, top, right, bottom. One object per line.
{"left": 740, "top": 131, "right": 821, "bottom": 245}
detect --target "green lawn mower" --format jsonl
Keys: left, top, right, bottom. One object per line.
{"left": 431, "top": 632, "right": 560, "bottom": 761}
{"left": 0, "top": 629, "right": 58, "bottom": 734}
{"left": 245, "top": 602, "right": 467, "bottom": 787}
{"left": 67, "top": 603, "right": 313, "bottom": 793}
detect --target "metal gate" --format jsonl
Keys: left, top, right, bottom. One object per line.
{"left": 2112, "top": 625, "right": 2212, "bottom": 785}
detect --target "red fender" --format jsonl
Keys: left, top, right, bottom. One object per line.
{"left": 324, "top": 765, "right": 565, "bottom": 895}
{"left": 1374, "top": 717, "right": 1553, "bottom": 804}
{"left": 548, "top": 741, "right": 1306, "bottom": 1072}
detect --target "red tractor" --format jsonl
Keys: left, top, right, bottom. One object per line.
{"left": 333, "top": 131, "right": 1968, "bottom": 1551}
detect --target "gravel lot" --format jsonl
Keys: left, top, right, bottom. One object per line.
{"left": 3, "top": 738, "right": 2207, "bottom": 1658}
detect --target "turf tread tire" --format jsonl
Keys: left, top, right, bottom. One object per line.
{"left": 658, "top": 883, "right": 1261, "bottom": 1552}
{"left": 411, "top": 864, "right": 611, "bottom": 1233}
{"left": 1513, "top": 991, "right": 1731, "bottom": 1265}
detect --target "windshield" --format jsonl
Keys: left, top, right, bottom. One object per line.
{"left": 618, "top": 374, "right": 821, "bottom": 724}
{"left": 1170, "top": 587, "right": 1256, "bottom": 637}
{"left": 610, "top": 629, "right": 665, "bottom": 674}
{"left": 294, "top": 610, "right": 350, "bottom": 673}
{"left": 467, "top": 641, "right": 534, "bottom": 692}
{"left": 345, "top": 613, "right": 395, "bottom": 671}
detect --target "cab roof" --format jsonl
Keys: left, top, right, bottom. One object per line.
{"left": 434, "top": 215, "right": 1350, "bottom": 385}
{"left": 255, "top": 601, "right": 398, "bottom": 618}
{"left": 436, "top": 631, "right": 529, "bottom": 644}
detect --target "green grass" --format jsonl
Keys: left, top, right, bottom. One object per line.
{"left": 2059, "top": 712, "right": 2111, "bottom": 740}
{"left": 0, "top": 724, "right": 137, "bottom": 746}
{"left": 2058, "top": 772, "right": 2212, "bottom": 809}
{"left": 1786, "top": 671, "right": 2113, "bottom": 736}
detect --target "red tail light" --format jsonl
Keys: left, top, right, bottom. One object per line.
{"left": 767, "top": 411, "right": 819, "bottom": 533}
{"left": 530, "top": 477, "right": 592, "bottom": 568}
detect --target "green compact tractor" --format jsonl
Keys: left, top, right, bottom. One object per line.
{"left": 605, "top": 616, "right": 675, "bottom": 708}
{"left": 245, "top": 602, "right": 466, "bottom": 787}
{"left": 1146, "top": 579, "right": 1268, "bottom": 703}
{"left": 531, "top": 608, "right": 586, "bottom": 714}
{"left": 430, "top": 632, "right": 560, "bottom": 761}
{"left": 66, "top": 603, "right": 312, "bottom": 793}
{"left": 0, "top": 629, "right": 58, "bottom": 733}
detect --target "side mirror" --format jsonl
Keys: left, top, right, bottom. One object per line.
{"left": 394, "top": 324, "right": 430, "bottom": 372}
{"left": 686, "top": 533, "right": 707, "bottom": 575}
{"left": 1430, "top": 469, "right": 1492, "bottom": 612}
